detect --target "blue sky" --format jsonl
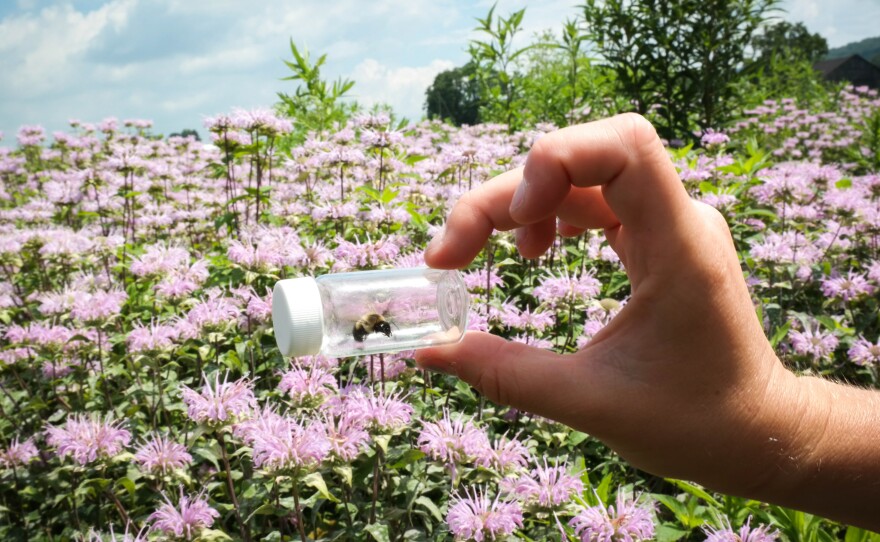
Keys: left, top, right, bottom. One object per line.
{"left": 1, "top": 0, "right": 878, "bottom": 139}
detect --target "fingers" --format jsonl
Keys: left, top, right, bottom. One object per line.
{"left": 515, "top": 113, "right": 692, "bottom": 235}
{"left": 425, "top": 170, "right": 522, "bottom": 269}
{"left": 414, "top": 332, "right": 591, "bottom": 421}
{"left": 427, "top": 114, "right": 692, "bottom": 269}
{"left": 425, "top": 169, "right": 619, "bottom": 268}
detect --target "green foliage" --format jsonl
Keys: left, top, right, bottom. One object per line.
{"left": 168, "top": 128, "right": 202, "bottom": 141}
{"left": 582, "top": 0, "right": 779, "bottom": 138}
{"left": 752, "top": 21, "right": 829, "bottom": 65}
{"left": 424, "top": 62, "right": 483, "bottom": 126}
{"left": 735, "top": 56, "right": 834, "bottom": 112}
{"left": 468, "top": 3, "right": 532, "bottom": 132}
{"left": 276, "top": 39, "right": 357, "bottom": 144}
{"left": 516, "top": 29, "right": 624, "bottom": 129}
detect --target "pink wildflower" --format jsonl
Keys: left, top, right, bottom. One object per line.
{"left": 244, "top": 413, "right": 330, "bottom": 472}
{"left": 821, "top": 271, "right": 874, "bottom": 301}
{"left": 703, "top": 517, "right": 778, "bottom": 542}
{"left": 418, "top": 414, "right": 490, "bottom": 467}
{"left": 789, "top": 326, "right": 839, "bottom": 361}
{"left": 180, "top": 373, "right": 256, "bottom": 425}
{"left": 848, "top": 336, "right": 880, "bottom": 366}
{"left": 127, "top": 321, "right": 179, "bottom": 354}
{"left": 46, "top": 414, "right": 131, "bottom": 465}
{"left": 278, "top": 364, "right": 338, "bottom": 408}
{"left": 501, "top": 461, "right": 583, "bottom": 508}
{"left": 149, "top": 488, "right": 219, "bottom": 541}
{"left": 447, "top": 486, "right": 523, "bottom": 542}
{"left": 323, "top": 414, "right": 370, "bottom": 462}
{"left": 569, "top": 494, "right": 655, "bottom": 542}
{"left": 134, "top": 434, "right": 193, "bottom": 475}
{"left": 474, "top": 434, "right": 531, "bottom": 474}
{"left": 0, "top": 437, "right": 39, "bottom": 468}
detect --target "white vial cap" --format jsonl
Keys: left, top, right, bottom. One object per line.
{"left": 272, "top": 277, "right": 324, "bottom": 357}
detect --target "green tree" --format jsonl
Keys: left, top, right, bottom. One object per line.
{"left": 752, "top": 21, "right": 828, "bottom": 64}
{"left": 582, "top": 0, "right": 778, "bottom": 138}
{"left": 424, "top": 62, "right": 483, "bottom": 126}
{"left": 168, "top": 128, "right": 201, "bottom": 141}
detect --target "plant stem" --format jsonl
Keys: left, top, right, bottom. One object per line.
{"left": 370, "top": 447, "right": 383, "bottom": 524}
{"left": 216, "top": 431, "right": 252, "bottom": 542}
{"left": 292, "top": 476, "right": 308, "bottom": 542}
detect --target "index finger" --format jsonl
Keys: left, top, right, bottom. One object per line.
{"left": 514, "top": 113, "right": 692, "bottom": 233}
{"left": 425, "top": 114, "right": 692, "bottom": 270}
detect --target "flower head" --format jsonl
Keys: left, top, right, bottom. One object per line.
{"left": 849, "top": 336, "right": 880, "bottom": 366}
{"left": 418, "top": 413, "right": 490, "bottom": 467}
{"left": 703, "top": 517, "right": 778, "bottom": 542}
{"left": 447, "top": 486, "right": 523, "bottom": 542}
{"left": 501, "top": 461, "right": 583, "bottom": 508}
{"left": 180, "top": 372, "right": 256, "bottom": 425}
{"left": 0, "top": 437, "right": 39, "bottom": 468}
{"left": 149, "top": 488, "right": 219, "bottom": 541}
{"left": 278, "top": 364, "right": 338, "bottom": 408}
{"left": 235, "top": 408, "right": 330, "bottom": 472}
{"left": 46, "top": 414, "right": 131, "bottom": 465}
{"left": 134, "top": 434, "right": 193, "bottom": 475}
{"left": 569, "top": 493, "right": 655, "bottom": 542}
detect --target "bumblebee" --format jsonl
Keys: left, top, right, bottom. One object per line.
{"left": 352, "top": 313, "right": 393, "bottom": 342}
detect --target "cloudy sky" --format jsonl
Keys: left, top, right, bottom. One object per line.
{"left": 1, "top": 0, "right": 878, "bottom": 139}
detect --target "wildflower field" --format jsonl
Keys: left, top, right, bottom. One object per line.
{"left": 1, "top": 86, "right": 880, "bottom": 542}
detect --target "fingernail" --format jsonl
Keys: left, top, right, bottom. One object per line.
{"left": 510, "top": 177, "right": 528, "bottom": 214}
{"left": 426, "top": 226, "right": 445, "bottom": 254}
{"left": 515, "top": 226, "right": 528, "bottom": 247}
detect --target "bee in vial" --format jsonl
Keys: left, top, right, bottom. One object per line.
{"left": 352, "top": 313, "right": 394, "bottom": 342}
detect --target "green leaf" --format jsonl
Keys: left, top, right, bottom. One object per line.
{"left": 655, "top": 524, "right": 690, "bottom": 542}
{"left": 365, "top": 523, "right": 391, "bottom": 542}
{"left": 415, "top": 496, "right": 444, "bottom": 522}
{"left": 303, "top": 471, "right": 339, "bottom": 503}
{"left": 333, "top": 464, "right": 353, "bottom": 486}
{"left": 244, "top": 503, "right": 277, "bottom": 523}
{"left": 197, "top": 529, "right": 233, "bottom": 541}
{"left": 769, "top": 320, "right": 791, "bottom": 348}
{"left": 568, "top": 431, "right": 589, "bottom": 446}
{"left": 374, "top": 434, "right": 392, "bottom": 454}
{"left": 117, "top": 477, "right": 137, "bottom": 498}
{"left": 389, "top": 449, "right": 425, "bottom": 469}
{"left": 594, "top": 472, "right": 612, "bottom": 505}
{"left": 665, "top": 478, "right": 721, "bottom": 508}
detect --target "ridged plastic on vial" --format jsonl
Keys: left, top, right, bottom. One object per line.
{"left": 272, "top": 267, "right": 468, "bottom": 358}
{"left": 272, "top": 277, "right": 324, "bottom": 357}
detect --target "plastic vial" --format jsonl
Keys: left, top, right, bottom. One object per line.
{"left": 272, "top": 267, "right": 469, "bottom": 358}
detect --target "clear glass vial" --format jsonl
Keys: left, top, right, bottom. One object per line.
{"left": 272, "top": 267, "right": 469, "bottom": 358}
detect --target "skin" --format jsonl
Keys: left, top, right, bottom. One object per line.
{"left": 415, "top": 113, "right": 880, "bottom": 530}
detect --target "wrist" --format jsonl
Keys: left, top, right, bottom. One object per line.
{"left": 740, "top": 366, "right": 880, "bottom": 530}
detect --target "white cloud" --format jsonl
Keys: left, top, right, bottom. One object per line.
{"left": 0, "top": 0, "right": 136, "bottom": 94}
{"left": 1, "top": 0, "right": 878, "bottom": 139}
{"left": 351, "top": 58, "right": 456, "bottom": 120}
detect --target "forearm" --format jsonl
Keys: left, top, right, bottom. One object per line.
{"left": 751, "top": 371, "right": 880, "bottom": 530}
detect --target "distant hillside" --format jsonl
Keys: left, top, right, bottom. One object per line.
{"left": 826, "top": 36, "right": 880, "bottom": 65}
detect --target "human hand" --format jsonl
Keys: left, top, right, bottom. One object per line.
{"left": 415, "top": 114, "right": 878, "bottom": 527}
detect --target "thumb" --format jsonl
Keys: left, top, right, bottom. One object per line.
{"left": 414, "top": 332, "right": 592, "bottom": 422}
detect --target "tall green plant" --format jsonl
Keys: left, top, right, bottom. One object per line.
{"left": 469, "top": 3, "right": 532, "bottom": 132}
{"left": 558, "top": 18, "right": 589, "bottom": 125}
{"left": 276, "top": 39, "right": 356, "bottom": 142}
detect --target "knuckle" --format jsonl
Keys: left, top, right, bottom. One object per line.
{"left": 615, "top": 112, "right": 661, "bottom": 154}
